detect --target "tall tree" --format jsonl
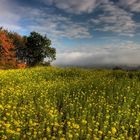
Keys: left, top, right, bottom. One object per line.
{"left": 0, "top": 28, "right": 17, "bottom": 68}
{"left": 8, "top": 32, "right": 27, "bottom": 63}
{"left": 25, "top": 32, "right": 56, "bottom": 66}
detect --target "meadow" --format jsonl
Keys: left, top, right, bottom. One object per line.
{"left": 0, "top": 66, "right": 140, "bottom": 140}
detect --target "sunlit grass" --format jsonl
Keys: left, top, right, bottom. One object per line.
{"left": 0, "top": 66, "right": 140, "bottom": 139}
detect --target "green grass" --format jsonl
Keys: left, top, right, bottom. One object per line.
{"left": 0, "top": 66, "right": 140, "bottom": 140}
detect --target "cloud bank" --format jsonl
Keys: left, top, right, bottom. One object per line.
{"left": 54, "top": 42, "right": 140, "bottom": 66}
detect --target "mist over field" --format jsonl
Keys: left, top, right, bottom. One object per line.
{"left": 53, "top": 43, "right": 140, "bottom": 67}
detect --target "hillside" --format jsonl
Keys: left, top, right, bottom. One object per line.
{"left": 0, "top": 67, "right": 140, "bottom": 139}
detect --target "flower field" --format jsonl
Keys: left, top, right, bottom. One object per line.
{"left": 0, "top": 67, "right": 140, "bottom": 140}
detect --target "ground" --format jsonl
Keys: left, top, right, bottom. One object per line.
{"left": 0, "top": 67, "right": 140, "bottom": 139}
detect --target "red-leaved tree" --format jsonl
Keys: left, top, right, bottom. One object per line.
{"left": 0, "top": 29, "right": 17, "bottom": 69}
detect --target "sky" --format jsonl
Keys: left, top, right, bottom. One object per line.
{"left": 0, "top": 0, "right": 140, "bottom": 67}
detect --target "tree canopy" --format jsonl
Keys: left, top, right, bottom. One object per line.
{"left": 0, "top": 28, "right": 56, "bottom": 69}
{"left": 25, "top": 32, "right": 56, "bottom": 67}
{"left": 0, "top": 29, "right": 17, "bottom": 68}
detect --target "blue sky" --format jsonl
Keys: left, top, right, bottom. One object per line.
{"left": 0, "top": 0, "right": 140, "bottom": 66}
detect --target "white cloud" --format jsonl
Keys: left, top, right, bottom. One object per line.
{"left": 119, "top": 0, "right": 140, "bottom": 12}
{"left": 43, "top": 0, "right": 140, "bottom": 14}
{"left": 26, "top": 13, "right": 91, "bottom": 39}
{"left": 54, "top": 42, "right": 140, "bottom": 66}
{"left": 131, "top": 3, "right": 140, "bottom": 12}
{"left": 0, "top": 0, "right": 139, "bottom": 39}
{"left": 0, "top": 0, "right": 22, "bottom": 31}
{"left": 90, "top": 1, "right": 137, "bottom": 37}
{"left": 42, "top": 0, "right": 107, "bottom": 14}
{"left": 0, "top": 0, "right": 91, "bottom": 39}
{"left": 119, "top": 0, "right": 137, "bottom": 6}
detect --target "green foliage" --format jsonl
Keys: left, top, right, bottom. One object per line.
{"left": 25, "top": 32, "right": 56, "bottom": 67}
{"left": 0, "top": 27, "right": 56, "bottom": 69}
{"left": 8, "top": 32, "right": 27, "bottom": 63}
{"left": 0, "top": 67, "right": 140, "bottom": 139}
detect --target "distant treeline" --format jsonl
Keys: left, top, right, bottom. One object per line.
{"left": 0, "top": 27, "right": 56, "bottom": 69}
